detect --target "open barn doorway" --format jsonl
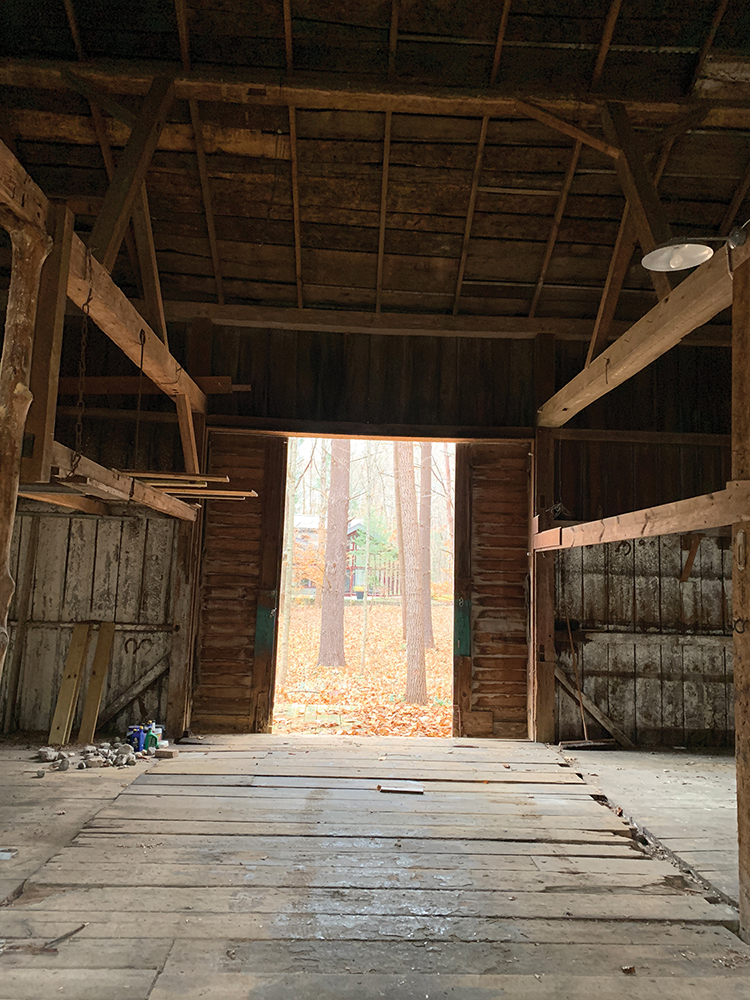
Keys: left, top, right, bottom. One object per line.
{"left": 271, "top": 438, "right": 456, "bottom": 737}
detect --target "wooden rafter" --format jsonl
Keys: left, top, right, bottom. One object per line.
{"left": 691, "top": 0, "right": 731, "bottom": 91}
{"left": 533, "top": 480, "right": 750, "bottom": 551}
{"left": 590, "top": 0, "right": 623, "bottom": 89}
{"left": 388, "top": 0, "right": 400, "bottom": 81}
{"left": 528, "top": 140, "right": 582, "bottom": 318}
{"left": 489, "top": 0, "right": 512, "bottom": 86}
{"left": 289, "top": 106, "right": 304, "bottom": 309}
{"left": 601, "top": 101, "right": 673, "bottom": 301}
{"left": 585, "top": 136, "right": 675, "bottom": 366}
{"left": 174, "top": 0, "right": 225, "bottom": 306}
{"left": 88, "top": 75, "right": 175, "bottom": 271}
{"left": 453, "top": 116, "right": 489, "bottom": 316}
{"left": 538, "top": 237, "right": 750, "bottom": 427}
{"left": 60, "top": 16, "right": 147, "bottom": 300}
{"left": 283, "top": 0, "right": 294, "bottom": 76}
{"left": 375, "top": 110, "right": 393, "bottom": 314}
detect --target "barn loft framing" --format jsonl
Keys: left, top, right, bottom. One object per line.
{"left": 1, "top": 0, "right": 750, "bottom": 946}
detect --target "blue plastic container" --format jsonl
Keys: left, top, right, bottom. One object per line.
{"left": 126, "top": 725, "right": 145, "bottom": 752}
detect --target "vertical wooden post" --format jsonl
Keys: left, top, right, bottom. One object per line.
{"left": 530, "top": 333, "right": 557, "bottom": 742}
{"left": 21, "top": 203, "right": 75, "bottom": 483}
{"left": 732, "top": 255, "right": 750, "bottom": 941}
{"left": 0, "top": 221, "right": 52, "bottom": 684}
{"left": 166, "top": 519, "right": 196, "bottom": 740}
{"left": 453, "top": 443, "right": 472, "bottom": 736}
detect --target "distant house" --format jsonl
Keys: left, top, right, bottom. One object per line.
{"left": 293, "top": 515, "right": 400, "bottom": 598}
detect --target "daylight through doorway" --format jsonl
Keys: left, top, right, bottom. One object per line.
{"left": 272, "top": 439, "right": 455, "bottom": 736}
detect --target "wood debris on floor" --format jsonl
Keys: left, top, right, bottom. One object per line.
{"left": 0, "top": 736, "right": 746, "bottom": 999}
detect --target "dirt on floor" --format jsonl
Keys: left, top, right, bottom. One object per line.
{"left": 272, "top": 602, "right": 453, "bottom": 737}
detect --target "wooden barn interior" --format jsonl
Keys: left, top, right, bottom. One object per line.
{"left": 2, "top": 0, "right": 750, "bottom": 995}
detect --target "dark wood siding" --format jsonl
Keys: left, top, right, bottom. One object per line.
{"left": 193, "top": 432, "right": 286, "bottom": 732}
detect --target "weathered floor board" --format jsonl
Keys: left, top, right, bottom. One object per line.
{"left": 2, "top": 736, "right": 745, "bottom": 1000}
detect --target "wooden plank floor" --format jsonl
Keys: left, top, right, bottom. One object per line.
{"left": 1, "top": 736, "right": 748, "bottom": 999}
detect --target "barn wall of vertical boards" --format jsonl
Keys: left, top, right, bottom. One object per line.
{"left": 1, "top": 312, "right": 733, "bottom": 739}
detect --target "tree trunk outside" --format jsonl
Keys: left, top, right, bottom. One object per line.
{"left": 444, "top": 442, "right": 454, "bottom": 553}
{"left": 393, "top": 443, "right": 407, "bottom": 641}
{"left": 395, "top": 442, "right": 427, "bottom": 705}
{"left": 359, "top": 440, "right": 372, "bottom": 676}
{"left": 314, "top": 444, "right": 329, "bottom": 609}
{"left": 276, "top": 437, "right": 298, "bottom": 688}
{"left": 317, "top": 437, "right": 350, "bottom": 667}
{"left": 0, "top": 223, "right": 51, "bottom": 683}
{"left": 420, "top": 442, "right": 435, "bottom": 648}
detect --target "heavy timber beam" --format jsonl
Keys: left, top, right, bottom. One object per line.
{"left": 0, "top": 222, "right": 51, "bottom": 685}
{"left": 21, "top": 204, "right": 74, "bottom": 483}
{"left": 537, "top": 238, "right": 750, "bottom": 427}
{"left": 156, "top": 301, "right": 731, "bottom": 345}
{"left": 533, "top": 480, "right": 750, "bottom": 551}
{"left": 67, "top": 234, "right": 205, "bottom": 412}
{"left": 732, "top": 255, "right": 750, "bottom": 941}
{"left": 4, "top": 60, "right": 750, "bottom": 129}
{"left": 0, "top": 140, "right": 205, "bottom": 412}
{"left": 88, "top": 75, "right": 175, "bottom": 271}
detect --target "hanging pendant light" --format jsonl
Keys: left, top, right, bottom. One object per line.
{"left": 642, "top": 224, "right": 747, "bottom": 272}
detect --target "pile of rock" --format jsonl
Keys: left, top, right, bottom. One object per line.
{"left": 35, "top": 742, "right": 156, "bottom": 775}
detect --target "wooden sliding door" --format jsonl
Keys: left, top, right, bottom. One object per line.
{"left": 454, "top": 441, "right": 531, "bottom": 738}
{"left": 193, "top": 432, "right": 287, "bottom": 732}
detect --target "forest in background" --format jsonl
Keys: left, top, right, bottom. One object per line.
{"left": 272, "top": 439, "right": 455, "bottom": 736}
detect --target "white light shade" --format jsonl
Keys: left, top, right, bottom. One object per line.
{"left": 641, "top": 241, "right": 715, "bottom": 272}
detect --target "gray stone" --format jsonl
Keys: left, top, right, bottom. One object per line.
{"left": 35, "top": 769, "right": 45, "bottom": 778}
{"left": 77, "top": 761, "right": 87, "bottom": 769}
{"left": 57, "top": 757, "right": 70, "bottom": 771}
{"left": 126, "top": 757, "right": 137, "bottom": 766}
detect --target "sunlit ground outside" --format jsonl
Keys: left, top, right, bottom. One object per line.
{"left": 272, "top": 602, "right": 453, "bottom": 736}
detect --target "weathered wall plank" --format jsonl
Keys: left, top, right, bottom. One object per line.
{"left": 0, "top": 508, "right": 186, "bottom": 737}
{"left": 556, "top": 532, "right": 733, "bottom": 747}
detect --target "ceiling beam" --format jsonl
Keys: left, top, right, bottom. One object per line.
{"left": 533, "top": 480, "right": 750, "bottom": 551}
{"left": 489, "top": 0, "right": 512, "bottom": 86}
{"left": 150, "top": 300, "right": 715, "bottom": 342}
{"left": 720, "top": 157, "right": 750, "bottom": 237}
{"left": 691, "top": 0, "right": 731, "bottom": 92}
{"left": 388, "top": 0, "right": 400, "bottom": 81}
{"left": 375, "top": 110, "right": 393, "bottom": 314}
{"left": 528, "top": 140, "right": 581, "bottom": 318}
{"left": 289, "top": 106, "right": 304, "bottom": 309}
{"left": 537, "top": 238, "right": 750, "bottom": 427}
{"left": 453, "top": 116, "right": 489, "bottom": 316}
{"left": 173, "top": 0, "right": 224, "bottom": 306}
{"left": 67, "top": 234, "right": 205, "bottom": 412}
{"left": 590, "top": 0, "right": 623, "bottom": 90}
{"left": 88, "top": 75, "right": 175, "bottom": 271}
{"left": 4, "top": 59, "right": 750, "bottom": 128}
{"left": 585, "top": 136, "right": 675, "bottom": 366}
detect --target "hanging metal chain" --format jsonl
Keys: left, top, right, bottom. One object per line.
{"left": 69, "top": 250, "right": 93, "bottom": 478}
{"left": 132, "top": 328, "right": 147, "bottom": 471}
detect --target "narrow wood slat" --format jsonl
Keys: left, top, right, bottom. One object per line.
{"left": 48, "top": 623, "right": 93, "bottom": 744}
